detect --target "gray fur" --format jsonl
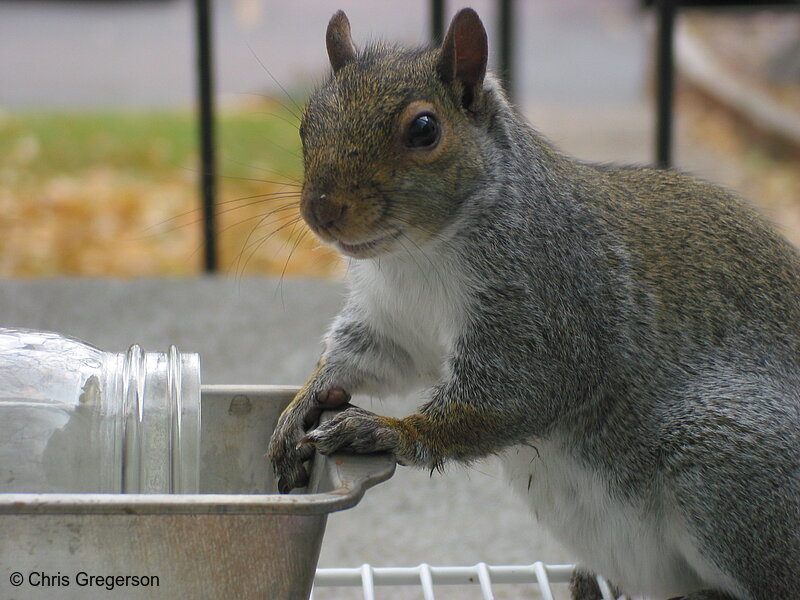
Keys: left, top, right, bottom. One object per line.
{"left": 269, "top": 10, "right": 800, "bottom": 600}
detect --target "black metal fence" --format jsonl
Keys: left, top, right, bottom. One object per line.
{"left": 193, "top": 0, "right": 799, "bottom": 273}
{"left": 651, "top": 0, "right": 800, "bottom": 170}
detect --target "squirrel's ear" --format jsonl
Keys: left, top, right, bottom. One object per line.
{"left": 326, "top": 10, "right": 357, "bottom": 73}
{"left": 437, "top": 8, "right": 488, "bottom": 109}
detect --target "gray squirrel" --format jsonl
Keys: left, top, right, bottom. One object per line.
{"left": 268, "top": 8, "right": 800, "bottom": 600}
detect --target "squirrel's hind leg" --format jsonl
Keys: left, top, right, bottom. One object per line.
{"left": 569, "top": 572, "right": 738, "bottom": 600}
{"left": 569, "top": 569, "right": 622, "bottom": 600}
{"left": 667, "top": 591, "right": 739, "bottom": 600}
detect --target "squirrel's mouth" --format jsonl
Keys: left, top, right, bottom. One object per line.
{"left": 335, "top": 230, "right": 401, "bottom": 258}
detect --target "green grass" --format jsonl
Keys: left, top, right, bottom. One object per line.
{"left": 0, "top": 102, "right": 303, "bottom": 183}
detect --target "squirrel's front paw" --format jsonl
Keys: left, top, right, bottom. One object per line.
{"left": 301, "top": 406, "right": 400, "bottom": 456}
{"left": 268, "top": 386, "right": 352, "bottom": 493}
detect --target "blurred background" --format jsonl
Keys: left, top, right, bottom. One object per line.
{"left": 0, "top": 2, "right": 799, "bottom": 597}
{"left": 1, "top": 0, "right": 798, "bottom": 279}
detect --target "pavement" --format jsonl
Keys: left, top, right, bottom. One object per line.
{"left": 0, "top": 1, "right": 752, "bottom": 598}
{"left": 0, "top": 0, "right": 646, "bottom": 110}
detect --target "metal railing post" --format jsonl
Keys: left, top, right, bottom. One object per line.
{"left": 498, "top": 0, "right": 514, "bottom": 102}
{"left": 431, "top": 0, "right": 445, "bottom": 43}
{"left": 655, "top": 0, "right": 676, "bottom": 168}
{"left": 194, "top": 0, "right": 218, "bottom": 273}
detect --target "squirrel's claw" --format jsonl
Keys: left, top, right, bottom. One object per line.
{"left": 277, "top": 468, "right": 309, "bottom": 495}
{"left": 268, "top": 429, "right": 309, "bottom": 493}
{"left": 268, "top": 401, "right": 313, "bottom": 493}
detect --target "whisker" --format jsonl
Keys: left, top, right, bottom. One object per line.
{"left": 394, "top": 233, "right": 433, "bottom": 289}
{"left": 181, "top": 166, "right": 301, "bottom": 186}
{"left": 257, "top": 137, "right": 302, "bottom": 160}
{"left": 231, "top": 207, "right": 298, "bottom": 277}
{"left": 216, "top": 190, "right": 301, "bottom": 207}
{"left": 143, "top": 194, "right": 300, "bottom": 239}
{"left": 216, "top": 194, "right": 300, "bottom": 216}
{"left": 238, "top": 215, "right": 304, "bottom": 277}
{"left": 246, "top": 42, "right": 304, "bottom": 120}
{"left": 275, "top": 225, "right": 310, "bottom": 305}
{"left": 218, "top": 155, "right": 303, "bottom": 184}
{"left": 219, "top": 202, "right": 299, "bottom": 235}
{"left": 236, "top": 93, "right": 302, "bottom": 125}
{"left": 237, "top": 213, "right": 303, "bottom": 264}
{"left": 249, "top": 110, "right": 302, "bottom": 130}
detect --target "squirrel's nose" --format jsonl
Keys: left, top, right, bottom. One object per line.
{"left": 306, "top": 195, "right": 348, "bottom": 232}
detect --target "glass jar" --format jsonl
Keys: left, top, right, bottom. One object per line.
{"left": 0, "top": 328, "right": 200, "bottom": 493}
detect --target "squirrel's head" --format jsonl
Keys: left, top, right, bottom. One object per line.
{"left": 299, "top": 8, "right": 492, "bottom": 259}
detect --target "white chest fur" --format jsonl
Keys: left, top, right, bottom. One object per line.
{"left": 503, "top": 441, "right": 745, "bottom": 599}
{"left": 349, "top": 250, "right": 469, "bottom": 390}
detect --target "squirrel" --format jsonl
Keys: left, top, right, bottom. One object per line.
{"left": 268, "top": 8, "right": 800, "bottom": 600}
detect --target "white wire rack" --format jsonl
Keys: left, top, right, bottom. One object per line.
{"left": 312, "top": 563, "right": 621, "bottom": 600}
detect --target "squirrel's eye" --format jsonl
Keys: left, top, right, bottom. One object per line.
{"left": 405, "top": 113, "right": 439, "bottom": 149}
